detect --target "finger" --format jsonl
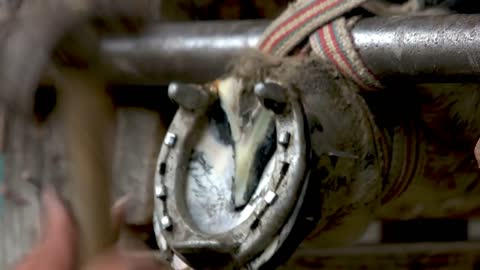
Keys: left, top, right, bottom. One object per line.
{"left": 38, "top": 187, "right": 78, "bottom": 268}
{"left": 112, "top": 194, "right": 130, "bottom": 229}
{"left": 40, "top": 186, "right": 77, "bottom": 241}
{"left": 111, "top": 193, "right": 131, "bottom": 240}
{"left": 13, "top": 187, "right": 77, "bottom": 270}
{"left": 111, "top": 194, "right": 154, "bottom": 252}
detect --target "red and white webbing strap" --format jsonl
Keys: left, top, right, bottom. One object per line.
{"left": 310, "top": 18, "right": 382, "bottom": 90}
{"left": 258, "top": 0, "right": 383, "bottom": 91}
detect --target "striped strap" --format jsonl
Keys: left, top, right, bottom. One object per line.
{"left": 258, "top": 0, "right": 366, "bottom": 56}
{"left": 258, "top": 0, "right": 384, "bottom": 90}
{"left": 309, "top": 18, "right": 382, "bottom": 91}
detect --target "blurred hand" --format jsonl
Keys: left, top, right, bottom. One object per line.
{"left": 12, "top": 188, "right": 168, "bottom": 270}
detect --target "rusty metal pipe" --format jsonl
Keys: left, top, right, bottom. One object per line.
{"left": 98, "top": 14, "right": 480, "bottom": 85}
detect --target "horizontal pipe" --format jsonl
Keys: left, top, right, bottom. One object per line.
{"left": 98, "top": 14, "right": 480, "bottom": 85}
{"left": 99, "top": 20, "right": 268, "bottom": 85}
{"left": 352, "top": 14, "right": 480, "bottom": 83}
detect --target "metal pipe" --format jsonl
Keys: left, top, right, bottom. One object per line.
{"left": 99, "top": 20, "right": 268, "bottom": 85}
{"left": 352, "top": 14, "right": 480, "bottom": 83}
{"left": 99, "top": 14, "right": 480, "bottom": 85}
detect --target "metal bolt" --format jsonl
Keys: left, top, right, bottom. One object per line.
{"left": 254, "top": 82, "right": 287, "bottom": 114}
{"left": 160, "top": 215, "right": 173, "bottom": 230}
{"left": 168, "top": 82, "right": 210, "bottom": 111}
{"left": 264, "top": 190, "right": 277, "bottom": 205}
{"left": 155, "top": 184, "right": 167, "bottom": 200}
{"left": 278, "top": 132, "right": 291, "bottom": 147}
{"left": 164, "top": 132, "right": 177, "bottom": 147}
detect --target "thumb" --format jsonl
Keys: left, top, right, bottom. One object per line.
{"left": 111, "top": 194, "right": 130, "bottom": 239}
{"left": 40, "top": 186, "right": 77, "bottom": 254}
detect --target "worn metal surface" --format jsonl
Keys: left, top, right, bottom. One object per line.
{"left": 98, "top": 14, "right": 480, "bottom": 85}
{"left": 99, "top": 20, "right": 266, "bottom": 84}
{"left": 352, "top": 14, "right": 480, "bottom": 83}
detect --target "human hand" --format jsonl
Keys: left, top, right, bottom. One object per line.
{"left": 12, "top": 187, "right": 169, "bottom": 270}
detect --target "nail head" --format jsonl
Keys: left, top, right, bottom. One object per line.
{"left": 264, "top": 190, "right": 277, "bottom": 205}
{"left": 164, "top": 132, "right": 177, "bottom": 147}
{"left": 160, "top": 215, "right": 173, "bottom": 230}
{"left": 278, "top": 132, "right": 291, "bottom": 147}
{"left": 155, "top": 184, "right": 167, "bottom": 200}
